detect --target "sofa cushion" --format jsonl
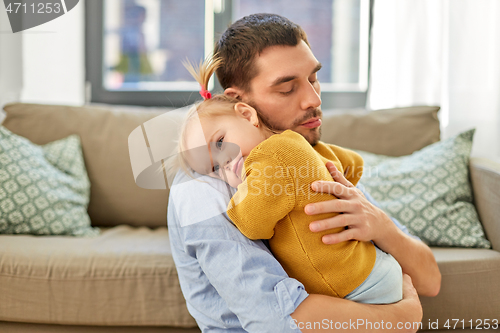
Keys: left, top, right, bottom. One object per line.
{"left": 0, "top": 322, "right": 202, "bottom": 333}
{"left": 2, "top": 103, "right": 440, "bottom": 228}
{"left": 421, "top": 248, "right": 500, "bottom": 329}
{"left": 321, "top": 106, "right": 440, "bottom": 156}
{"left": 470, "top": 157, "right": 500, "bottom": 251}
{"left": 0, "top": 225, "right": 196, "bottom": 327}
{"left": 2, "top": 103, "right": 170, "bottom": 228}
{"left": 0, "top": 127, "right": 98, "bottom": 236}
{"left": 357, "top": 130, "right": 490, "bottom": 248}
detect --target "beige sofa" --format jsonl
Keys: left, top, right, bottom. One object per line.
{"left": 0, "top": 103, "right": 498, "bottom": 333}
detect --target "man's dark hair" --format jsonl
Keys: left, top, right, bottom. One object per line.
{"left": 214, "top": 13, "right": 310, "bottom": 92}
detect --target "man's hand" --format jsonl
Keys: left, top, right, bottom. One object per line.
{"left": 305, "top": 161, "right": 442, "bottom": 297}
{"left": 401, "top": 274, "right": 421, "bottom": 311}
{"left": 292, "top": 274, "right": 423, "bottom": 333}
{"left": 305, "top": 161, "right": 393, "bottom": 245}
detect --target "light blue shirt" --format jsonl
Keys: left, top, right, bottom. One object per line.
{"left": 167, "top": 170, "right": 418, "bottom": 332}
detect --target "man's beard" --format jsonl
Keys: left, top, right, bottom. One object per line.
{"left": 247, "top": 101, "right": 323, "bottom": 145}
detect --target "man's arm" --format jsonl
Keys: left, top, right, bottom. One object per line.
{"left": 305, "top": 162, "right": 441, "bottom": 297}
{"left": 292, "top": 274, "right": 423, "bottom": 333}
{"left": 169, "top": 170, "right": 425, "bottom": 331}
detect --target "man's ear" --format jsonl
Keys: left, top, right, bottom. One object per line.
{"left": 234, "top": 103, "right": 259, "bottom": 126}
{"left": 224, "top": 87, "right": 245, "bottom": 100}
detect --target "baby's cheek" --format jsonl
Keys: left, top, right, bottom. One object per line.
{"left": 228, "top": 174, "right": 243, "bottom": 188}
{"left": 207, "top": 172, "right": 222, "bottom": 180}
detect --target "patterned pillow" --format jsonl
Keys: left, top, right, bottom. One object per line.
{"left": 0, "top": 126, "right": 99, "bottom": 236}
{"left": 358, "top": 129, "right": 490, "bottom": 248}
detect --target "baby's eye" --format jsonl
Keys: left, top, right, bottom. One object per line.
{"left": 213, "top": 164, "right": 220, "bottom": 173}
{"left": 216, "top": 136, "right": 224, "bottom": 150}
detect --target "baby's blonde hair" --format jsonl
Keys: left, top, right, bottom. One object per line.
{"left": 173, "top": 55, "right": 246, "bottom": 178}
{"left": 170, "top": 54, "right": 277, "bottom": 180}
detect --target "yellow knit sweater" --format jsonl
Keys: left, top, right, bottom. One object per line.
{"left": 227, "top": 130, "right": 376, "bottom": 298}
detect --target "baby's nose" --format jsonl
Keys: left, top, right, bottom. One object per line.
{"left": 224, "top": 157, "right": 235, "bottom": 170}
{"left": 214, "top": 153, "right": 230, "bottom": 170}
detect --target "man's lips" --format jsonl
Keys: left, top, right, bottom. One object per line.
{"left": 300, "top": 118, "right": 322, "bottom": 128}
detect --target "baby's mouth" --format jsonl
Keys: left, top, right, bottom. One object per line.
{"left": 233, "top": 157, "right": 243, "bottom": 179}
{"left": 231, "top": 156, "right": 246, "bottom": 180}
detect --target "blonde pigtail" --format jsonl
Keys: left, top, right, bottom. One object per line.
{"left": 183, "top": 55, "right": 223, "bottom": 94}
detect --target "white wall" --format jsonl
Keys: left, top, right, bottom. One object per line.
{"left": 0, "top": 5, "right": 23, "bottom": 113}
{"left": 0, "top": 0, "right": 85, "bottom": 110}
{"left": 20, "top": 0, "right": 85, "bottom": 105}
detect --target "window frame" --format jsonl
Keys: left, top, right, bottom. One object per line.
{"left": 85, "top": 0, "right": 372, "bottom": 108}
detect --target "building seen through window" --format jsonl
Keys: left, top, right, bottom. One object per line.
{"left": 92, "top": 0, "right": 369, "bottom": 107}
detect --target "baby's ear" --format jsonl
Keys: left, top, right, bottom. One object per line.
{"left": 234, "top": 103, "right": 259, "bottom": 125}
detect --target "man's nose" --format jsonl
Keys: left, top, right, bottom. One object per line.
{"left": 300, "top": 81, "right": 321, "bottom": 110}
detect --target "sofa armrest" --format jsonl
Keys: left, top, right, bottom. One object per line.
{"left": 469, "top": 157, "right": 500, "bottom": 251}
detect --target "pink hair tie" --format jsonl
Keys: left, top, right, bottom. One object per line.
{"left": 200, "top": 87, "right": 211, "bottom": 100}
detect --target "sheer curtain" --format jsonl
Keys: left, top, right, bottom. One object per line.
{"left": 368, "top": 0, "right": 500, "bottom": 160}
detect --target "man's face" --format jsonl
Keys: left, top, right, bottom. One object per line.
{"left": 241, "top": 40, "right": 323, "bottom": 145}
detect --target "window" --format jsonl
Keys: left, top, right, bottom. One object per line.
{"left": 86, "top": 0, "right": 371, "bottom": 108}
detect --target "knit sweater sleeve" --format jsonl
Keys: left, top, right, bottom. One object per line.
{"left": 324, "top": 143, "right": 364, "bottom": 186}
{"left": 227, "top": 152, "right": 296, "bottom": 240}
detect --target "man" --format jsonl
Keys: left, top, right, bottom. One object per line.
{"left": 168, "top": 13, "right": 441, "bottom": 332}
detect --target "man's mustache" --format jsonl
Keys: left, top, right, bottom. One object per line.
{"left": 292, "top": 108, "right": 323, "bottom": 128}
